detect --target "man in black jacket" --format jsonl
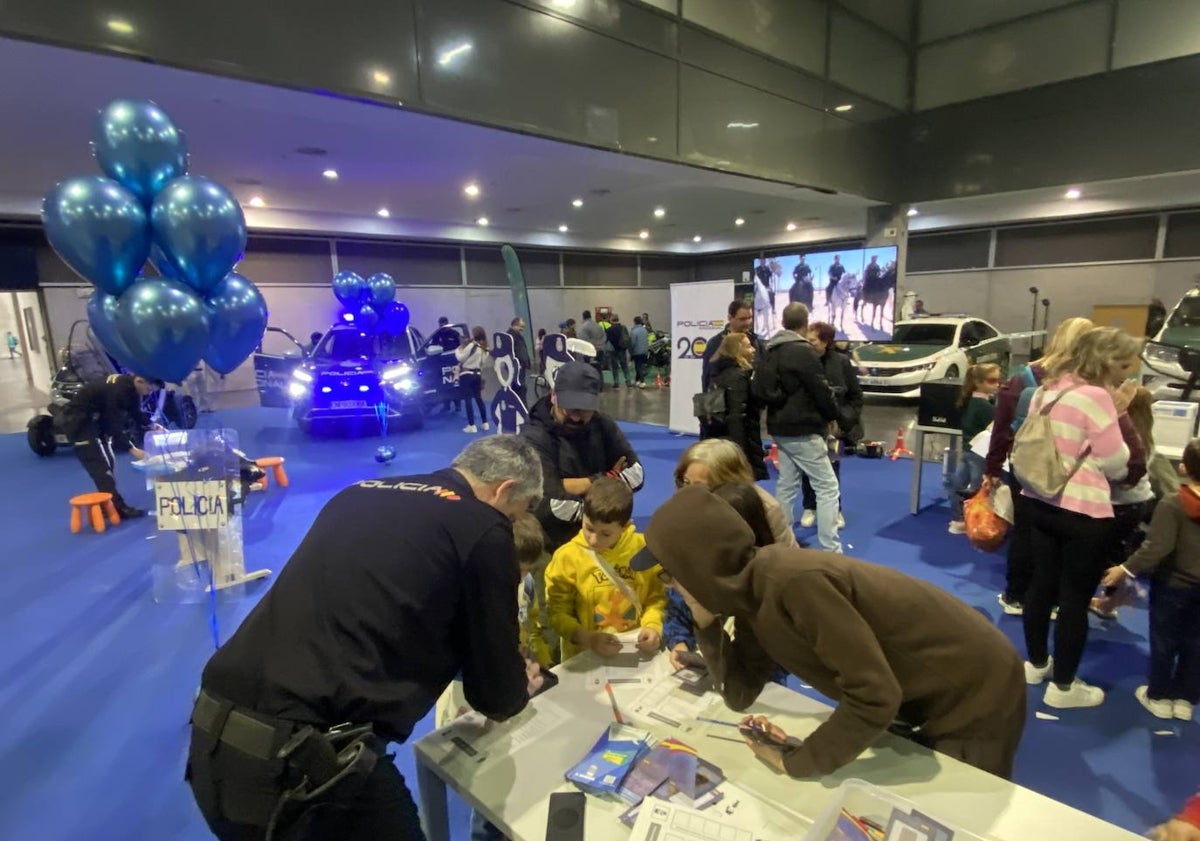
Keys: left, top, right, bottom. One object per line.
{"left": 508, "top": 316, "right": 531, "bottom": 404}
{"left": 187, "top": 435, "right": 544, "bottom": 841}
{"left": 825, "top": 255, "right": 845, "bottom": 309}
{"left": 753, "top": 303, "right": 842, "bottom": 551}
{"left": 790, "top": 256, "right": 814, "bottom": 309}
{"left": 60, "top": 373, "right": 161, "bottom": 518}
{"left": 800, "top": 322, "right": 864, "bottom": 528}
{"left": 604, "top": 313, "right": 633, "bottom": 389}
{"left": 700, "top": 299, "right": 759, "bottom": 390}
{"left": 521, "top": 361, "right": 644, "bottom": 552}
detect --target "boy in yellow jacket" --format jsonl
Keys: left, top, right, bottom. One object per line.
{"left": 546, "top": 477, "right": 666, "bottom": 661}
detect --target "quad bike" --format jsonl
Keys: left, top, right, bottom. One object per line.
{"left": 27, "top": 320, "right": 198, "bottom": 457}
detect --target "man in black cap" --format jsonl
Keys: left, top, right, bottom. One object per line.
{"left": 521, "top": 361, "right": 644, "bottom": 553}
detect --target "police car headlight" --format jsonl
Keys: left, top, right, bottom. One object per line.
{"left": 292, "top": 369, "right": 313, "bottom": 383}
{"left": 382, "top": 364, "right": 412, "bottom": 381}
{"left": 397, "top": 377, "right": 417, "bottom": 392}
{"left": 1144, "top": 342, "right": 1181, "bottom": 366}
{"left": 288, "top": 381, "right": 310, "bottom": 399}
{"left": 897, "top": 361, "right": 937, "bottom": 374}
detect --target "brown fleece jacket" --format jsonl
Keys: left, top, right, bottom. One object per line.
{"left": 645, "top": 486, "right": 1025, "bottom": 778}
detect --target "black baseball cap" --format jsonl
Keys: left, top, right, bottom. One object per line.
{"left": 630, "top": 545, "right": 660, "bottom": 572}
{"left": 553, "top": 361, "right": 602, "bottom": 411}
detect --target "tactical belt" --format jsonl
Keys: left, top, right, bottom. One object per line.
{"left": 192, "top": 688, "right": 300, "bottom": 761}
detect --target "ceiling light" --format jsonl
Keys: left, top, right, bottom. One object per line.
{"left": 693, "top": 235, "right": 702, "bottom": 243}
{"left": 323, "top": 169, "right": 338, "bottom": 180}
{"left": 463, "top": 182, "right": 481, "bottom": 198}
{"left": 372, "top": 70, "right": 392, "bottom": 85}
{"left": 834, "top": 104, "right": 854, "bottom": 113}
{"left": 552, "top": 0, "right": 577, "bottom": 7}
{"left": 653, "top": 207, "right": 666, "bottom": 218}
{"left": 248, "top": 196, "right": 265, "bottom": 208}
{"left": 646, "top": 136, "right": 659, "bottom": 143}
{"left": 477, "top": 216, "right": 489, "bottom": 226}
{"left": 437, "top": 42, "right": 474, "bottom": 67}
{"left": 786, "top": 222, "right": 797, "bottom": 231}
{"left": 726, "top": 122, "right": 760, "bottom": 129}
{"left": 105, "top": 18, "right": 135, "bottom": 35}
{"left": 558, "top": 224, "right": 569, "bottom": 233}
{"left": 377, "top": 207, "right": 390, "bottom": 218}
{"left": 734, "top": 217, "right": 745, "bottom": 226}
{"left": 639, "top": 230, "right": 649, "bottom": 239}
{"left": 1064, "top": 188, "right": 1081, "bottom": 200}
{"left": 906, "top": 207, "right": 918, "bottom": 217}
{"left": 572, "top": 198, "right": 584, "bottom": 208}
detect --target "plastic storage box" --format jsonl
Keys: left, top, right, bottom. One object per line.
{"left": 801, "top": 779, "right": 993, "bottom": 841}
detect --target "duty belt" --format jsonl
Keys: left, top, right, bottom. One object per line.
{"left": 191, "top": 688, "right": 301, "bottom": 760}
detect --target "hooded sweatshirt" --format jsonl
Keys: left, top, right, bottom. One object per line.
{"left": 545, "top": 524, "right": 667, "bottom": 661}
{"left": 645, "top": 486, "right": 1025, "bottom": 778}
{"left": 1121, "top": 486, "right": 1200, "bottom": 588}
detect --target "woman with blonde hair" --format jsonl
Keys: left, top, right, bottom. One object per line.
{"left": 665, "top": 439, "right": 796, "bottom": 669}
{"left": 1020, "top": 327, "right": 1146, "bottom": 710}
{"left": 702, "top": 332, "right": 767, "bottom": 479}
{"left": 986, "top": 316, "right": 1095, "bottom": 613}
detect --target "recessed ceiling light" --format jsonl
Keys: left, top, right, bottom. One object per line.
{"left": 693, "top": 235, "right": 702, "bottom": 243}
{"left": 734, "top": 217, "right": 745, "bottom": 226}
{"left": 106, "top": 18, "right": 135, "bottom": 35}
{"left": 906, "top": 207, "right": 919, "bottom": 217}
{"left": 323, "top": 169, "right": 338, "bottom": 180}
{"left": 1064, "top": 188, "right": 1081, "bottom": 200}
{"left": 572, "top": 198, "right": 584, "bottom": 208}
{"left": 786, "top": 222, "right": 797, "bottom": 231}
{"left": 646, "top": 136, "right": 659, "bottom": 143}
{"left": 725, "top": 122, "right": 760, "bottom": 129}
{"left": 639, "top": 230, "right": 649, "bottom": 239}
{"left": 372, "top": 70, "right": 392, "bottom": 85}
{"left": 248, "top": 196, "right": 265, "bottom": 208}
{"left": 653, "top": 207, "right": 666, "bottom": 218}
{"left": 834, "top": 104, "right": 854, "bottom": 113}
{"left": 558, "top": 224, "right": 569, "bottom": 233}
{"left": 477, "top": 216, "right": 489, "bottom": 226}
{"left": 377, "top": 207, "right": 390, "bottom": 218}
{"left": 464, "top": 183, "right": 481, "bottom": 198}
{"left": 437, "top": 42, "right": 473, "bottom": 66}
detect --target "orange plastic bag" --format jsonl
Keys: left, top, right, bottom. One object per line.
{"left": 964, "top": 486, "right": 1008, "bottom": 552}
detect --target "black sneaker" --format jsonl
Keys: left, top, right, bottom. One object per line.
{"left": 117, "top": 505, "right": 147, "bottom": 519}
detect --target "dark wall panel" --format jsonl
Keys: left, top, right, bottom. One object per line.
{"left": 1164, "top": 211, "right": 1200, "bottom": 259}
{"left": 907, "top": 230, "right": 991, "bottom": 272}
{"left": 640, "top": 256, "right": 694, "bottom": 288}
{"left": 563, "top": 253, "right": 638, "bottom": 286}
{"left": 994, "top": 217, "right": 1157, "bottom": 267}
{"left": 336, "top": 240, "right": 462, "bottom": 286}
{"left": 464, "top": 247, "right": 560, "bottom": 287}
{"left": 237, "top": 236, "right": 333, "bottom": 285}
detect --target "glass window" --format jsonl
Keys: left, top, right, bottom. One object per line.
{"left": 316, "top": 329, "right": 375, "bottom": 361}
{"left": 891, "top": 323, "right": 957, "bottom": 344}
{"left": 1168, "top": 297, "right": 1200, "bottom": 329}
{"left": 974, "top": 321, "right": 998, "bottom": 341}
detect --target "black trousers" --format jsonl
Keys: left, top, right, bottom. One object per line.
{"left": 459, "top": 372, "right": 486, "bottom": 426}
{"left": 1148, "top": 580, "right": 1200, "bottom": 704}
{"left": 608, "top": 350, "right": 630, "bottom": 386}
{"left": 1022, "top": 497, "right": 1114, "bottom": 685}
{"left": 631, "top": 353, "right": 648, "bottom": 384}
{"left": 188, "top": 724, "right": 425, "bottom": 841}
{"left": 1003, "top": 473, "right": 1034, "bottom": 604}
{"left": 73, "top": 435, "right": 129, "bottom": 509}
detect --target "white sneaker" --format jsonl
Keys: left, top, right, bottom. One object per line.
{"left": 799, "top": 510, "right": 816, "bottom": 528}
{"left": 482, "top": 423, "right": 490, "bottom": 431}
{"left": 948, "top": 520, "right": 967, "bottom": 534}
{"left": 1044, "top": 679, "right": 1105, "bottom": 709}
{"left": 1135, "top": 686, "right": 1174, "bottom": 719}
{"left": 1174, "top": 700, "right": 1194, "bottom": 721}
{"left": 1024, "top": 656, "right": 1053, "bottom": 685}
{"left": 462, "top": 424, "right": 478, "bottom": 433}
{"left": 636, "top": 382, "right": 646, "bottom": 389}
{"left": 836, "top": 512, "right": 845, "bottom": 529}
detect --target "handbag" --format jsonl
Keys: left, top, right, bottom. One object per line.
{"left": 692, "top": 384, "right": 728, "bottom": 422}
{"left": 965, "top": 485, "right": 1008, "bottom": 552}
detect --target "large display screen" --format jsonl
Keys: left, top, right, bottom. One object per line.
{"left": 735, "top": 246, "right": 899, "bottom": 342}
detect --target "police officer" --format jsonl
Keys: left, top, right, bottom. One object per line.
{"left": 187, "top": 435, "right": 545, "bottom": 841}
{"left": 825, "top": 254, "right": 845, "bottom": 308}
{"left": 61, "top": 373, "right": 161, "bottom": 518}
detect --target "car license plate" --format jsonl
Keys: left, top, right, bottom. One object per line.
{"left": 331, "top": 400, "right": 368, "bottom": 409}
{"left": 860, "top": 377, "right": 885, "bottom": 386}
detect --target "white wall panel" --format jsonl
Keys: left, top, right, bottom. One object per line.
{"left": 682, "top": 0, "right": 827, "bottom": 76}
{"left": 837, "top": 0, "right": 913, "bottom": 40}
{"left": 1114, "top": 0, "right": 1200, "bottom": 69}
{"left": 920, "top": 0, "right": 1081, "bottom": 43}
{"left": 830, "top": 9, "right": 909, "bottom": 109}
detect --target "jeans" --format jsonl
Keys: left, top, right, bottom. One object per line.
{"left": 631, "top": 353, "right": 648, "bottom": 384}
{"left": 608, "top": 349, "right": 631, "bottom": 386}
{"left": 1148, "top": 581, "right": 1200, "bottom": 704}
{"left": 775, "top": 434, "right": 841, "bottom": 552}
{"left": 1022, "top": 498, "right": 1114, "bottom": 685}
{"left": 946, "top": 451, "right": 985, "bottom": 519}
{"left": 801, "top": 458, "right": 841, "bottom": 512}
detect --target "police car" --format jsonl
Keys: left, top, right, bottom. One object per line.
{"left": 1143, "top": 286, "right": 1200, "bottom": 401}
{"left": 856, "top": 316, "right": 1012, "bottom": 398}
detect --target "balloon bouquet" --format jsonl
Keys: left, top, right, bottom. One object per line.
{"left": 42, "top": 99, "right": 268, "bottom": 385}
{"left": 329, "top": 270, "right": 409, "bottom": 464}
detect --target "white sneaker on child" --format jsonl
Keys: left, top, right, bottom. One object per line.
{"left": 462, "top": 424, "right": 478, "bottom": 433}
{"left": 1172, "top": 699, "right": 1194, "bottom": 721}
{"left": 799, "top": 510, "right": 816, "bottom": 528}
{"left": 1044, "top": 679, "right": 1105, "bottom": 709}
{"left": 1135, "top": 686, "right": 1174, "bottom": 719}
{"left": 482, "top": 423, "right": 490, "bottom": 431}
{"left": 948, "top": 520, "right": 967, "bottom": 534}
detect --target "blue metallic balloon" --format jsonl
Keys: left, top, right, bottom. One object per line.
{"left": 366, "top": 272, "right": 396, "bottom": 306}
{"left": 150, "top": 176, "right": 247, "bottom": 295}
{"left": 86, "top": 290, "right": 137, "bottom": 369}
{"left": 375, "top": 445, "right": 396, "bottom": 464}
{"left": 203, "top": 272, "right": 268, "bottom": 375}
{"left": 357, "top": 303, "right": 380, "bottom": 331}
{"left": 115, "top": 278, "right": 211, "bottom": 383}
{"left": 380, "top": 301, "right": 410, "bottom": 334}
{"left": 42, "top": 176, "right": 150, "bottom": 296}
{"left": 92, "top": 99, "right": 188, "bottom": 207}
{"left": 332, "top": 270, "right": 367, "bottom": 307}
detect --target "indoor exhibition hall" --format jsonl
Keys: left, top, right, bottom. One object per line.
{"left": 3, "top": 2, "right": 1200, "bottom": 841}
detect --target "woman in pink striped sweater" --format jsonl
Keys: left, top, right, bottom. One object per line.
{"left": 1021, "top": 327, "right": 1145, "bottom": 710}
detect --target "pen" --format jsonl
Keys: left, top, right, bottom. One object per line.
{"left": 705, "top": 733, "right": 745, "bottom": 743}
{"left": 604, "top": 681, "right": 625, "bottom": 724}
{"left": 698, "top": 716, "right": 764, "bottom": 732}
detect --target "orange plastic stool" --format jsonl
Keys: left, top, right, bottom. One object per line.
{"left": 255, "top": 456, "right": 289, "bottom": 489}
{"left": 69, "top": 492, "right": 121, "bottom": 534}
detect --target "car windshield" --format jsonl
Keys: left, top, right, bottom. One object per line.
{"left": 378, "top": 331, "right": 413, "bottom": 359}
{"left": 316, "top": 330, "right": 375, "bottom": 361}
{"left": 1168, "top": 297, "right": 1200, "bottom": 329}
{"left": 890, "top": 323, "right": 957, "bottom": 344}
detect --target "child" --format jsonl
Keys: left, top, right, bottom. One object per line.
{"left": 1102, "top": 438, "right": 1200, "bottom": 722}
{"left": 545, "top": 478, "right": 666, "bottom": 661}
{"left": 948, "top": 362, "right": 1001, "bottom": 534}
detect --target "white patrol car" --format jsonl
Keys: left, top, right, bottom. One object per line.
{"left": 855, "top": 316, "right": 1012, "bottom": 398}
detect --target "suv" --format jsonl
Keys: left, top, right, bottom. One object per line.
{"left": 1143, "top": 286, "right": 1200, "bottom": 400}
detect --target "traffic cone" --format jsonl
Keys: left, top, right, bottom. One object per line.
{"left": 655, "top": 372, "right": 663, "bottom": 388}
{"left": 768, "top": 442, "right": 779, "bottom": 470}
{"left": 888, "top": 426, "right": 913, "bottom": 461}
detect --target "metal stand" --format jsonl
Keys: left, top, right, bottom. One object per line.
{"left": 909, "top": 427, "right": 964, "bottom": 515}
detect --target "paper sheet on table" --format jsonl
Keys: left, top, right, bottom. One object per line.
{"left": 430, "top": 698, "right": 572, "bottom": 765}
{"left": 586, "top": 631, "right": 661, "bottom": 687}
{"left": 625, "top": 675, "right": 719, "bottom": 736}
{"left": 629, "top": 787, "right": 808, "bottom": 841}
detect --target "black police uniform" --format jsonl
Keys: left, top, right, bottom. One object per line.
{"left": 60, "top": 374, "right": 148, "bottom": 515}
{"left": 188, "top": 469, "right": 529, "bottom": 841}
{"left": 826, "top": 261, "right": 845, "bottom": 305}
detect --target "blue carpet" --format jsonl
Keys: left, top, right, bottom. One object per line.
{"left": 0, "top": 407, "right": 1194, "bottom": 840}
